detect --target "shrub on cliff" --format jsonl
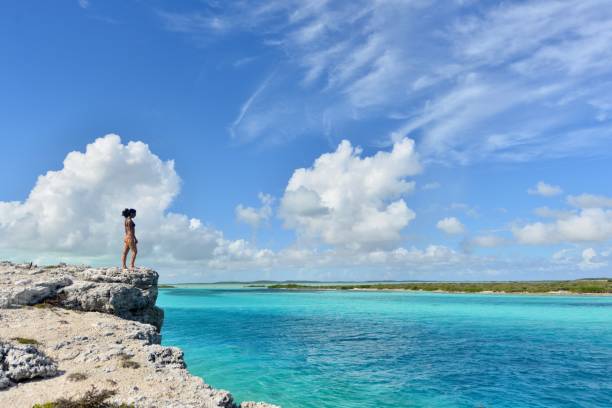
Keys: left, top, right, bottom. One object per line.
{"left": 32, "top": 386, "right": 134, "bottom": 408}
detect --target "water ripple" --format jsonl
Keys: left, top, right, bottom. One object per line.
{"left": 159, "top": 288, "right": 612, "bottom": 408}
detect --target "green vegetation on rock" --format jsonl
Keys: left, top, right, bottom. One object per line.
{"left": 117, "top": 353, "right": 140, "bottom": 369}
{"left": 32, "top": 386, "right": 134, "bottom": 408}
{"left": 12, "top": 337, "right": 42, "bottom": 345}
{"left": 67, "top": 372, "right": 88, "bottom": 382}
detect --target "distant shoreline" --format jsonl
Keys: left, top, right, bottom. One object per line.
{"left": 268, "top": 287, "right": 612, "bottom": 296}
{"left": 265, "top": 280, "right": 612, "bottom": 295}
{"left": 157, "top": 280, "right": 612, "bottom": 296}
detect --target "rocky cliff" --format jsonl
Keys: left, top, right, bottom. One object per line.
{"left": 0, "top": 261, "right": 279, "bottom": 408}
{"left": 0, "top": 261, "right": 163, "bottom": 330}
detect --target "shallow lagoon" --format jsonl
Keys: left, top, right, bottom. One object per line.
{"left": 159, "top": 286, "right": 612, "bottom": 408}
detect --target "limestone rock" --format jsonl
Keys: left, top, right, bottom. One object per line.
{"left": 0, "top": 371, "right": 10, "bottom": 390}
{"left": 125, "top": 324, "right": 161, "bottom": 345}
{"left": 0, "top": 262, "right": 163, "bottom": 330}
{"left": 207, "top": 389, "right": 235, "bottom": 407}
{"left": 0, "top": 276, "right": 72, "bottom": 307}
{"left": 0, "top": 262, "right": 280, "bottom": 407}
{"left": 0, "top": 341, "right": 58, "bottom": 388}
{"left": 146, "top": 344, "right": 186, "bottom": 369}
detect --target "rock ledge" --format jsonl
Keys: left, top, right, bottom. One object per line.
{"left": 0, "top": 261, "right": 279, "bottom": 408}
{"left": 0, "top": 261, "right": 163, "bottom": 330}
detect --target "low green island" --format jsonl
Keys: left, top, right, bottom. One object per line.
{"left": 268, "top": 279, "right": 612, "bottom": 294}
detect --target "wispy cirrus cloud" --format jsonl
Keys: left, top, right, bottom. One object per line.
{"left": 157, "top": 10, "right": 229, "bottom": 34}
{"left": 157, "top": 0, "right": 612, "bottom": 163}
{"left": 229, "top": 72, "right": 276, "bottom": 142}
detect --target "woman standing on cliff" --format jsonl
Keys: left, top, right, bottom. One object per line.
{"left": 122, "top": 208, "right": 138, "bottom": 270}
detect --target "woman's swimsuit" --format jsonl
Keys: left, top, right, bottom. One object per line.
{"left": 124, "top": 219, "right": 137, "bottom": 250}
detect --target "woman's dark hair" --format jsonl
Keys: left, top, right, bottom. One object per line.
{"left": 122, "top": 208, "right": 130, "bottom": 218}
{"left": 129, "top": 208, "right": 137, "bottom": 218}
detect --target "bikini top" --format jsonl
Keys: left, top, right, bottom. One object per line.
{"left": 125, "top": 219, "right": 135, "bottom": 232}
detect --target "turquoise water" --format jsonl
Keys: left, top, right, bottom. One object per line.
{"left": 158, "top": 287, "right": 612, "bottom": 407}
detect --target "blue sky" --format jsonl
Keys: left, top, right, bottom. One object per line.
{"left": 0, "top": 0, "right": 611, "bottom": 282}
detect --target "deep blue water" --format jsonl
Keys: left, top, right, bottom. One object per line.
{"left": 158, "top": 286, "right": 612, "bottom": 408}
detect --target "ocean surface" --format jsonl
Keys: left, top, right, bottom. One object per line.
{"left": 158, "top": 286, "right": 612, "bottom": 408}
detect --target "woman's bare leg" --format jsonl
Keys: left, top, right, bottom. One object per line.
{"left": 121, "top": 242, "right": 129, "bottom": 270}
{"left": 130, "top": 245, "right": 138, "bottom": 269}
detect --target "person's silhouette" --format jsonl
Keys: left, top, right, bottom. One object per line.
{"left": 121, "top": 208, "right": 138, "bottom": 270}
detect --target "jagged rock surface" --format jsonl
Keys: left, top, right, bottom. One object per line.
{"left": 0, "top": 261, "right": 163, "bottom": 330}
{"left": 0, "top": 307, "right": 240, "bottom": 407}
{"left": 146, "top": 344, "right": 186, "bottom": 370}
{"left": 0, "top": 261, "right": 280, "bottom": 407}
{"left": 0, "top": 341, "right": 58, "bottom": 389}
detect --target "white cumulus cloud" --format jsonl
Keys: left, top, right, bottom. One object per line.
{"left": 2, "top": 134, "right": 597, "bottom": 281}
{"left": 436, "top": 217, "right": 465, "bottom": 235}
{"left": 579, "top": 248, "right": 607, "bottom": 270}
{"left": 0, "top": 135, "right": 249, "bottom": 267}
{"left": 513, "top": 208, "right": 612, "bottom": 244}
{"left": 0, "top": 134, "right": 472, "bottom": 281}
{"left": 528, "top": 181, "right": 562, "bottom": 197}
{"left": 235, "top": 193, "right": 274, "bottom": 228}
{"left": 279, "top": 137, "right": 421, "bottom": 249}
